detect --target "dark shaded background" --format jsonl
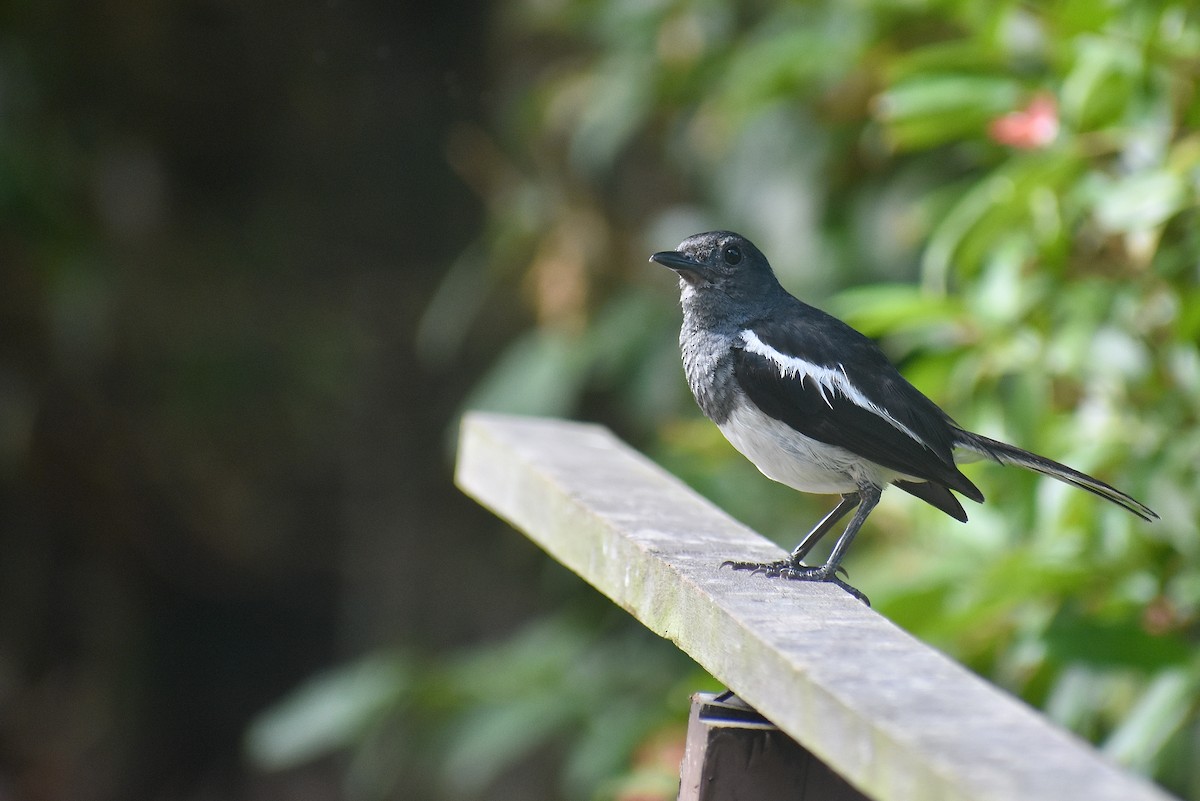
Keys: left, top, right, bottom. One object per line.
{"left": 0, "top": 2, "right": 544, "bottom": 798}
{"left": 5, "top": 1, "right": 1199, "bottom": 799}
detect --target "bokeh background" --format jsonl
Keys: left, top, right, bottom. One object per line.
{"left": 3, "top": 0, "right": 1199, "bottom": 799}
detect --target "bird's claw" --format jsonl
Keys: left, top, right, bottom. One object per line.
{"left": 721, "top": 559, "right": 870, "bottom": 606}
{"left": 720, "top": 558, "right": 849, "bottom": 579}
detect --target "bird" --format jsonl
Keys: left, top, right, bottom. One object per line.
{"left": 650, "top": 230, "right": 1157, "bottom": 603}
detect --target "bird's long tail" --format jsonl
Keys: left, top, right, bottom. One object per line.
{"left": 952, "top": 429, "right": 1158, "bottom": 522}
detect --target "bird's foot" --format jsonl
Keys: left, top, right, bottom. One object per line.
{"left": 721, "top": 559, "right": 869, "bottom": 606}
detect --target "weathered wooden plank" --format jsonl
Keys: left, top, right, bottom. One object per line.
{"left": 454, "top": 411, "right": 1176, "bottom": 801}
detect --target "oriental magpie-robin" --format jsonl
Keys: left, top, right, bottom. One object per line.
{"left": 651, "top": 231, "right": 1157, "bottom": 603}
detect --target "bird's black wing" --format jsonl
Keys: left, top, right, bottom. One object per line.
{"left": 732, "top": 307, "right": 983, "bottom": 502}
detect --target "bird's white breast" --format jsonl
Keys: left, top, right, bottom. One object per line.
{"left": 717, "top": 401, "right": 895, "bottom": 494}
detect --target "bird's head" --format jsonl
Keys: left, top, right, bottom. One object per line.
{"left": 650, "top": 231, "right": 782, "bottom": 317}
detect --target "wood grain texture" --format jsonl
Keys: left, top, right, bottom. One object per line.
{"left": 455, "top": 411, "right": 1176, "bottom": 801}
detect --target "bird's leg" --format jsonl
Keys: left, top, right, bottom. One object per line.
{"left": 723, "top": 493, "right": 858, "bottom": 574}
{"left": 724, "top": 486, "right": 882, "bottom": 605}
{"left": 787, "top": 493, "right": 860, "bottom": 565}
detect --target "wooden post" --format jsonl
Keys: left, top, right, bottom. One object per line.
{"left": 455, "top": 412, "right": 1178, "bottom": 801}
{"left": 680, "top": 692, "right": 869, "bottom": 801}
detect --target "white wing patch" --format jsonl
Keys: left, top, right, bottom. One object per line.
{"left": 739, "top": 329, "right": 930, "bottom": 450}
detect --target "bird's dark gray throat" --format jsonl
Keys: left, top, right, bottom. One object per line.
{"left": 676, "top": 270, "right": 776, "bottom": 428}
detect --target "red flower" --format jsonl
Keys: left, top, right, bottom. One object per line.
{"left": 988, "top": 92, "right": 1059, "bottom": 149}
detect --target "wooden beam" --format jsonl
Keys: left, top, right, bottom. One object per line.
{"left": 455, "top": 412, "right": 1176, "bottom": 801}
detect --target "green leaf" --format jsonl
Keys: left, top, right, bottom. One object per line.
{"left": 1103, "top": 666, "right": 1200, "bottom": 772}
{"left": 464, "top": 330, "right": 592, "bottom": 418}
{"left": 1045, "top": 613, "right": 1192, "bottom": 671}
{"left": 716, "top": 23, "right": 858, "bottom": 117}
{"left": 441, "top": 692, "right": 577, "bottom": 796}
{"left": 244, "top": 655, "right": 410, "bottom": 770}
{"left": 827, "top": 283, "right": 960, "bottom": 337}
{"left": 876, "top": 75, "right": 1020, "bottom": 150}
{"left": 569, "top": 55, "right": 658, "bottom": 176}
{"left": 1088, "top": 170, "right": 1187, "bottom": 234}
{"left": 1060, "top": 35, "right": 1140, "bottom": 130}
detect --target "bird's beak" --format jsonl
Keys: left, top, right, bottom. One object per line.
{"left": 649, "top": 250, "right": 712, "bottom": 286}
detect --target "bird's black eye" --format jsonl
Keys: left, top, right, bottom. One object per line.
{"left": 722, "top": 244, "right": 742, "bottom": 265}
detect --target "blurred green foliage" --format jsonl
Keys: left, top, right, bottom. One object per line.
{"left": 255, "top": 0, "right": 1200, "bottom": 798}
{"left": 247, "top": 607, "right": 708, "bottom": 800}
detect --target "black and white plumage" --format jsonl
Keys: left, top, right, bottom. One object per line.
{"left": 651, "top": 230, "right": 1157, "bottom": 603}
